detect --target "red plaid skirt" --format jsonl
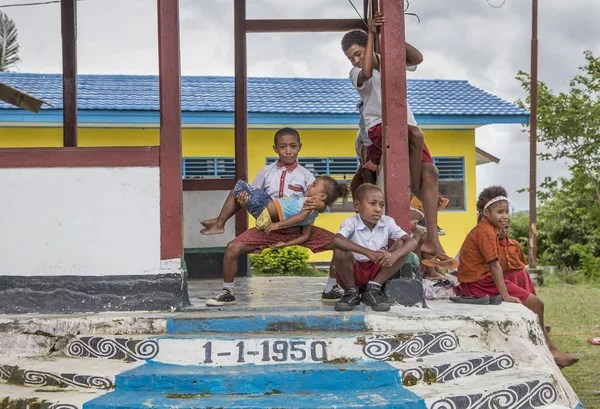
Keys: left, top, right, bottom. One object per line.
{"left": 235, "top": 226, "right": 334, "bottom": 253}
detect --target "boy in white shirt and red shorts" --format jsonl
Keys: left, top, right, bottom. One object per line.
{"left": 333, "top": 183, "right": 418, "bottom": 312}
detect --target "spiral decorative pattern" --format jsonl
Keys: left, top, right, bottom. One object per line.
{"left": 67, "top": 336, "right": 158, "bottom": 361}
{"left": 0, "top": 365, "right": 13, "bottom": 380}
{"left": 430, "top": 380, "right": 557, "bottom": 409}
{"left": 363, "top": 332, "right": 458, "bottom": 360}
{"left": 21, "top": 370, "right": 114, "bottom": 390}
{"left": 363, "top": 339, "right": 395, "bottom": 360}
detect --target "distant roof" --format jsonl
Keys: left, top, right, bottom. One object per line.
{"left": 0, "top": 73, "right": 529, "bottom": 126}
{"left": 476, "top": 147, "right": 501, "bottom": 165}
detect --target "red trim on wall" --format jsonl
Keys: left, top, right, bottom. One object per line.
{"left": 158, "top": 0, "right": 183, "bottom": 262}
{"left": 183, "top": 179, "right": 236, "bottom": 191}
{"left": 0, "top": 147, "right": 159, "bottom": 168}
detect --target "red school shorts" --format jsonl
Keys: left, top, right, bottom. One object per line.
{"left": 336, "top": 260, "right": 382, "bottom": 290}
{"left": 454, "top": 275, "right": 533, "bottom": 303}
{"left": 367, "top": 122, "right": 434, "bottom": 165}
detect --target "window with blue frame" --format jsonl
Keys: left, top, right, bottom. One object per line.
{"left": 182, "top": 157, "right": 235, "bottom": 179}
{"left": 267, "top": 157, "right": 359, "bottom": 211}
{"left": 433, "top": 156, "right": 465, "bottom": 211}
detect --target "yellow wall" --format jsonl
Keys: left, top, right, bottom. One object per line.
{"left": 1, "top": 127, "right": 476, "bottom": 262}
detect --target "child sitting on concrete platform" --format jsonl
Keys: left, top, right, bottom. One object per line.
{"left": 333, "top": 183, "right": 418, "bottom": 312}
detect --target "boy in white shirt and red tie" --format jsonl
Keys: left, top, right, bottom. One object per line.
{"left": 333, "top": 183, "right": 418, "bottom": 312}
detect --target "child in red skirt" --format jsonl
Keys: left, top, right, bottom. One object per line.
{"left": 456, "top": 186, "right": 578, "bottom": 368}
{"left": 341, "top": 13, "right": 450, "bottom": 270}
{"left": 333, "top": 183, "right": 418, "bottom": 312}
{"left": 497, "top": 220, "right": 537, "bottom": 295}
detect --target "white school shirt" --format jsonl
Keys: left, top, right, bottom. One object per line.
{"left": 350, "top": 58, "right": 418, "bottom": 132}
{"left": 251, "top": 161, "right": 315, "bottom": 199}
{"left": 337, "top": 214, "right": 408, "bottom": 262}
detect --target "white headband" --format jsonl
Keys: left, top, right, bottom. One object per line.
{"left": 484, "top": 196, "right": 508, "bottom": 209}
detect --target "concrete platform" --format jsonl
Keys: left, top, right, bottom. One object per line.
{"left": 0, "top": 277, "right": 585, "bottom": 409}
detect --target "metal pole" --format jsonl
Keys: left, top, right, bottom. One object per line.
{"left": 380, "top": 0, "right": 410, "bottom": 231}
{"left": 60, "top": 0, "right": 77, "bottom": 147}
{"left": 528, "top": 0, "right": 538, "bottom": 268}
{"left": 158, "top": 0, "right": 183, "bottom": 261}
{"left": 234, "top": 0, "right": 249, "bottom": 236}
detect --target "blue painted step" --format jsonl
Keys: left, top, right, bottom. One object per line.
{"left": 116, "top": 361, "right": 400, "bottom": 395}
{"left": 84, "top": 388, "right": 427, "bottom": 409}
{"left": 167, "top": 312, "right": 367, "bottom": 334}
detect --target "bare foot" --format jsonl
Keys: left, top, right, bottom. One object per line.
{"left": 201, "top": 218, "right": 218, "bottom": 228}
{"left": 200, "top": 225, "right": 225, "bottom": 235}
{"left": 423, "top": 266, "right": 446, "bottom": 281}
{"left": 553, "top": 351, "right": 579, "bottom": 368}
{"left": 421, "top": 239, "right": 446, "bottom": 259}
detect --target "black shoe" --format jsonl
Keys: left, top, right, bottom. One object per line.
{"left": 322, "top": 284, "right": 344, "bottom": 303}
{"left": 335, "top": 287, "right": 360, "bottom": 311}
{"left": 205, "top": 288, "right": 236, "bottom": 306}
{"left": 361, "top": 283, "right": 390, "bottom": 312}
{"left": 449, "top": 295, "right": 490, "bottom": 305}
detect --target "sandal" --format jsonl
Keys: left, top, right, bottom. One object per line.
{"left": 437, "top": 197, "right": 450, "bottom": 211}
{"left": 422, "top": 253, "right": 460, "bottom": 270}
{"left": 410, "top": 207, "right": 424, "bottom": 221}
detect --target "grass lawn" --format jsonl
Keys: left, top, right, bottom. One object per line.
{"left": 538, "top": 282, "right": 600, "bottom": 409}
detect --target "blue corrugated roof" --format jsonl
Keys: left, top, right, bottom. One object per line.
{"left": 0, "top": 73, "right": 528, "bottom": 118}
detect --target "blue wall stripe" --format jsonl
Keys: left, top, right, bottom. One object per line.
{"left": 0, "top": 109, "right": 529, "bottom": 126}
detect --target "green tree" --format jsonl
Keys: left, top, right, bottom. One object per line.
{"left": 516, "top": 51, "right": 600, "bottom": 278}
{"left": 0, "top": 11, "right": 20, "bottom": 72}
{"left": 516, "top": 50, "right": 600, "bottom": 206}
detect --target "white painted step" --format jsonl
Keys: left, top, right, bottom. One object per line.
{"left": 0, "top": 355, "right": 142, "bottom": 391}
{"left": 0, "top": 383, "right": 105, "bottom": 408}
{"left": 150, "top": 330, "right": 459, "bottom": 366}
{"left": 410, "top": 369, "right": 570, "bottom": 409}
{"left": 389, "top": 352, "right": 516, "bottom": 384}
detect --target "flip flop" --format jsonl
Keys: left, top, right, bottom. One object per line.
{"left": 411, "top": 196, "right": 424, "bottom": 211}
{"left": 449, "top": 295, "right": 490, "bottom": 305}
{"left": 410, "top": 207, "right": 424, "bottom": 221}
{"left": 422, "top": 253, "right": 460, "bottom": 270}
{"left": 587, "top": 338, "right": 600, "bottom": 345}
{"left": 437, "top": 197, "right": 450, "bottom": 211}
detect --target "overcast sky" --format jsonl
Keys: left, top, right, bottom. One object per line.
{"left": 4, "top": 0, "right": 598, "bottom": 211}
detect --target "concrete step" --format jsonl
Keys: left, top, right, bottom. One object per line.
{"left": 389, "top": 352, "right": 516, "bottom": 385}
{"left": 0, "top": 383, "right": 106, "bottom": 409}
{"left": 409, "top": 369, "right": 567, "bottom": 409}
{"left": 0, "top": 355, "right": 142, "bottom": 391}
{"left": 115, "top": 360, "right": 401, "bottom": 395}
{"left": 83, "top": 387, "right": 427, "bottom": 409}
{"left": 151, "top": 331, "right": 459, "bottom": 366}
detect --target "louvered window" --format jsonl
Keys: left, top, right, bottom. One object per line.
{"left": 182, "top": 157, "right": 235, "bottom": 179}
{"left": 434, "top": 157, "right": 465, "bottom": 211}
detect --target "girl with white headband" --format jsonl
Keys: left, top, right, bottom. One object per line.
{"left": 455, "top": 186, "right": 578, "bottom": 369}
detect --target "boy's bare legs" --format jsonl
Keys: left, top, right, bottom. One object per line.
{"left": 408, "top": 125, "right": 424, "bottom": 197}
{"left": 201, "top": 190, "right": 240, "bottom": 235}
{"left": 419, "top": 163, "right": 449, "bottom": 260}
{"left": 523, "top": 294, "right": 579, "bottom": 368}
{"left": 222, "top": 240, "right": 258, "bottom": 283}
{"left": 206, "top": 239, "right": 258, "bottom": 306}
{"left": 332, "top": 248, "right": 356, "bottom": 289}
